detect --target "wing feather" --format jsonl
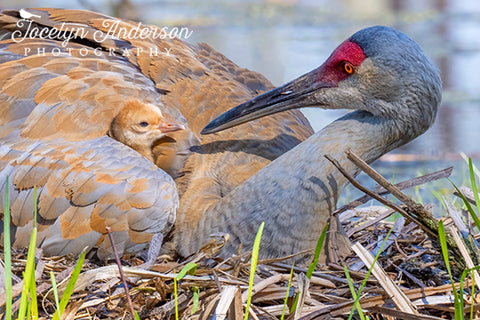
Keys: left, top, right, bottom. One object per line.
{"left": 1, "top": 135, "right": 178, "bottom": 259}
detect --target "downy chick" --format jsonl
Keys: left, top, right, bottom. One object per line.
{"left": 110, "top": 99, "right": 185, "bottom": 161}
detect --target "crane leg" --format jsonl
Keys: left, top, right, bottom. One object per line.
{"left": 140, "top": 232, "right": 164, "bottom": 270}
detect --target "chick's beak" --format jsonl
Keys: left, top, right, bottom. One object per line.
{"left": 158, "top": 121, "right": 185, "bottom": 133}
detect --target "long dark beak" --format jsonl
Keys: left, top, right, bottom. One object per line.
{"left": 201, "top": 67, "right": 331, "bottom": 135}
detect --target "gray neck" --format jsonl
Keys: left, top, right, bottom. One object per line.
{"left": 192, "top": 110, "right": 412, "bottom": 258}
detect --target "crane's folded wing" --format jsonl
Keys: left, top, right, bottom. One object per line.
{"left": 0, "top": 134, "right": 178, "bottom": 259}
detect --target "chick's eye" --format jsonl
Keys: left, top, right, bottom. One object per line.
{"left": 139, "top": 121, "right": 149, "bottom": 127}
{"left": 343, "top": 62, "right": 354, "bottom": 74}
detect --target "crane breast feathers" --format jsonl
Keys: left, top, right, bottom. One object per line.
{"left": 0, "top": 135, "right": 178, "bottom": 241}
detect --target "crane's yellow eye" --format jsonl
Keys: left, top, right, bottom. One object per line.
{"left": 343, "top": 62, "right": 354, "bottom": 74}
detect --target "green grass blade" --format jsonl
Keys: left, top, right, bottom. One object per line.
{"left": 290, "top": 224, "right": 329, "bottom": 313}
{"left": 174, "top": 273, "right": 179, "bottom": 320}
{"left": 347, "top": 227, "right": 393, "bottom": 320}
{"left": 3, "top": 177, "right": 12, "bottom": 320}
{"left": 29, "top": 186, "right": 39, "bottom": 320}
{"left": 438, "top": 220, "right": 463, "bottom": 320}
{"left": 469, "top": 158, "right": 480, "bottom": 216}
{"left": 450, "top": 179, "right": 480, "bottom": 230}
{"left": 461, "top": 153, "right": 480, "bottom": 179}
{"left": 33, "top": 186, "right": 37, "bottom": 229}
{"left": 415, "top": 185, "right": 423, "bottom": 205}
{"left": 176, "top": 262, "right": 198, "bottom": 280}
{"left": 429, "top": 186, "right": 445, "bottom": 207}
{"left": 191, "top": 287, "right": 199, "bottom": 314}
{"left": 459, "top": 265, "right": 480, "bottom": 320}
{"left": 25, "top": 293, "right": 32, "bottom": 320}
{"left": 344, "top": 266, "right": 365, "bottom": 320}
{"left": 244, "top": 221, "right": 265, "bottom": 320}
{"left": 17, "top": 223, "right": 37, "bottom": 320}
{"left": 52, "top": 249, "right": 86, "bottom": 320}
{"left": 280, "top": 262, "right": 295, "bottom": 320}
{"left": 29, "top": 262, "right": 38, "bottom": 320}
{"left": 457, "top": 265, "right": 480, "bottom": 320}
{"left": 306, "top": 223, "right": 328, "bottom": 279}
{"left": 470, "top": 270, "right": 475, "bottom": 320}
{"left": 174, "top": 262, "right": 199, "bottom": 315}
{"left": 50, "top": 271, "right": 61, "bottom": 320}
{"left": 134, "top": 310, "right": 141, "bottom": 320}
{"left": 175, "top": 262, "right": 199, "bottom": 315}
{"left": 18, "top": 188, "right": 37, "bottom": 319}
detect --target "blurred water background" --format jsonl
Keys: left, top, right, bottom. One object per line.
{"left": 1, "top": 0, "right": 479, "bottom": 209}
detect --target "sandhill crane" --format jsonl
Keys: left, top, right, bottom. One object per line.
{"left": 186, "top": 26, "right": 442, "bottom": 261}
{"left": 0, "top": 9, "right": 441, "bottom": 263}
{"left": 0, "top": 8, "right": 311, "bottom": 260}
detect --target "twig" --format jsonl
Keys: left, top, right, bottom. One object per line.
{"left": 232, "top": 288, "right": 243, "bottom": 320}
{"left": 106, "top": 227, "right": 136, "bottom": 319}
{"left": 271, "top": 263, "right": 352, "bottom": 285}
{"left": 351, "top": 243, "right": 419, "bottom": 314}
{"left": 324, "top": 154, "right": 426, "bottom": 232}
{"left": 369, "top": 306, "right": 443, "bottom": 320}
{"left": 212, "top": 269, "right": 222, "bottom": 293}
{"left": 329, "top": 150, "right": 465, "bottom": 270}
{"left": 257, "top": 249, "right": 313, "bottom": 265}
{"left": 392, "top": 264, "right": 426, "bottom": 288}
{"left": 241, "top": 274, "right": 288, "bottom": 303}
{"left": 216, "top": 286, "right": 240, "bottom": 320}
{"left": 294, "top": 273, "right": 310, "bottom": 320}
{"left": 343, "top": 151, "right": 468, "bottom": 262}
{"left": 200, "top": 295, "right": 221, "bottom": 320}
{"left": 346, "top": 208, "right": 396, "bottom": 237}
{"left": 345, "top": 150, "right": 418, "bottom": 206}
{"left": 142, "top": 293, "right": 189, "bottom": 318}
{"left": 448, "top": 224, "right": 480, "bottom": 292}
{"left": 444, "top": 196, "right": 468, "bottom": 232}
{"left": 453, "top": 186, "right": 478, "bottom": 206}
{"left": 334, "top": 150, "right": 465, "bottom": 270}
{"left": 334, "top": 166, "right": 452, "bottom": 215}
{"left": 298, "top": 282, "right": 462, "bottom": 319}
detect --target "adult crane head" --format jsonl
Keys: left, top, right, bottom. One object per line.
{"left": 202, "top": 26, "right": 442, "bottom": 145}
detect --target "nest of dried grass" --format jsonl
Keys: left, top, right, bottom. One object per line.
{"left": 2, "top": 153, "right": 479, "bottom": 320}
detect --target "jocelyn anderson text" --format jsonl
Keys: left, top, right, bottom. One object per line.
{"left": 12, "top": 18, "right": 193, "bottom": 47}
